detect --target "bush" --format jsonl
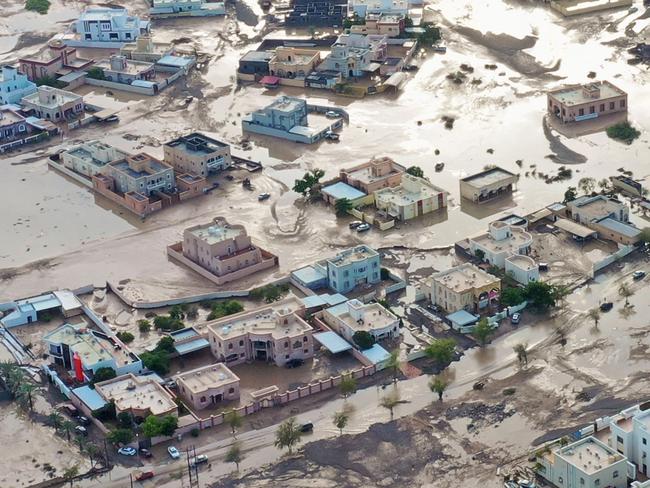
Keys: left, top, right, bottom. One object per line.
{"left": 34, "top": 75, "right": 65, "bottom": 89}
{"left": 137, "top": 319, "right": 151, "bottom": 333}
{"left": 116, "top": 331, "right": 134, "bottom": 344}
{"left": 249, "top": 284, "right": 289, "bottom": 303}
{"left": 140, "top": 351, "right": 170, "bottom": 375}
{"left": 352, "top": 330, "right": 375, "bottom": 350}
{"left": 25, "top": 0, "right": 50, "bottom": 14}
{"left": 107, "top": 428, "right": 133, "bottom": 445}
{"left": 606, "top": 122, "right": 640, "bottom": 145}
{"left": 502, "top": 387, "right": 516, "bottom": 396}
{"left": 186, "top": 304, "right": 199, "bottom": 320}
{"left": 190, "top": 428, "right": 200, "bottom": 438}
{"left": 117, "top": 412, "right": 133, "bottom": 429}
{"left": 501, "top": 287, "right": 525, "bottom": 307}
{"left": 207, "top": 300, "right": 244, "bottom": 321}
{"left": 153, "top": 315, "right": 184, "bottom": 331}
{"left": 91, "top": 367, "right": 116, "bottom": 386}
{"left": 85, "top": 67, "right": 105, "bottom": 80}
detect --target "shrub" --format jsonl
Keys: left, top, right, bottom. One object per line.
{"left": 91, "top": 367, "right": 116, "bottom": 385}
{"left": 153, "top": 315, "right": 184, "bottom": 331}
{"left": 352, "top": 330, "right": 375, "bottom": 350}
{"left": 34, "top": 75, "right": 65, "bottom": 89}
{"left": 190, "top": 428, "right": 200, "bottom": 438}
{"left": 207, "top": 300, "right": 244, "bottom": 321}
{"left": 25, "top": 0, "right": 50, "bottom": 14}
{"left": 137, "top": 319, "right": 151, "bottom": 333}
{"left": 606, "top": 122, "right": 640, "bottom": 144}
{"left": 107, "top": 428, "right": 133, "bottom": 445}
{"left": 140, "top": 351, "right": 170, "bottom": 375}
{"left": 85, "top": 67, "right": 105, "bottom": 80}
{"left": 116, "top": 331, "right": 134, "bottom": 344}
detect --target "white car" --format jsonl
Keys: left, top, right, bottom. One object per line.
{"left": 325, "top": 110, "right": 339, "bottom": 119}
{"left": 118, "top": 447, "right": 137, "bottom": 456}
{"left": 168, "top": 446, "right": 181, "bottom": 459}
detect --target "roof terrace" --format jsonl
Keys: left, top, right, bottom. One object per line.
{"left": 557, "top": 437, "right": 624, "bottom": 475}
{"left": 176, "top": 363, "right": 239, "bottom": 394}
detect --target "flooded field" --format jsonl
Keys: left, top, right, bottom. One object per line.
{"left": 2, "top": 0, "right": 650, "bottom": 301}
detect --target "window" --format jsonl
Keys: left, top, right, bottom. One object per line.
{"left": 610, "top": 101, "right": 615, "bottom": 110}
{"left": 589, "top": 105, "right": 595, "bottom": 114}
{"left": 580, "top": 478, "right": 584, "bottom": 485}
{"left": 200, "top": 396, "right": 206, "bottom": 402}
{"left": 617, "top": 435, "right": 624, "bottom": 444}
{"left": 239, "top": 340, "right": 244, "bottom": 347}
{"left": 228, "top": 387, "right": 235, "bottom": 394}
{"left": 578, "top": 108, "right": 584, "bottom": 116}
{"left": 284, "top": 341, "right": 289, "bottom": 348}
{"left": 644, "top": 438, "right": 647, "bottom": 445}
{"left": 304, "top": 349, "right": 309, "bottom": 353}
{"left": 558, "top": 477, "right": 563, "bottom": 484}
{"left": 285, "top": 354, "right": 289, "bottom": 359}
{"left": 600, "top": 103, "right": 605, "bottom": 111}
{"left": 594, "top": 480, "right": 600, "bottom": 486}
{"left": 613, "top": 471, "right": 619, "bottom": 478}
{"left": 620, "top": 99, "right": 626, "bottom": 108}
{"left": 303, "top": 336, "right": 308, "bottom": 342}
{"left": 228, "top": 343, "right": 233, "bottom": 349}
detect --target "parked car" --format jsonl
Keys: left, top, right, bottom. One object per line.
{"left": 139, "top": 448, "right": 153, "bottom": 458}
{"left": 356, "top": 223, "right": 371, "bottom": 232}
{"left": 349, "top": 220, "right": 363, "bottom": 229}
{"left": 325, "top": 131, "right": 339, "bottom": 141}
{"left": 168, "top": 446, "right": 181, "bottom": 459}
{"left": 258, "top": 192, "right": 271, "bottom": 201}
{"left": 134, "top": 471, "right": 155, "bottom": 481}
{"left": 118, "top": 447, "right": 137, "bottom": 456}
{"left": 191, "top": 454, "right": 209, "bottom": 466}
{"left": 286, "top": 358, "right": 304, "bottom": 369}
{"left": 104, "top": 115, "right": 119, "bottom": 123}
{"left": 510, "top": 313, "right": 521, "bottom": 325}
{"left": 74, "top": 425, "right": 88, "bottom": 436}
{"left": 600, "top": 301, "right": 614, "bottom": 312}
{"left": 325, "top": 111, "right": 339, "bottom": 118}
{"left": 299, "top": 422, "right": 314, "bottom": 433}
{"left": 76, "top": 415, "right": 91, "bottom": 426}
{"left": 633, "top": 270, "right": 646, "bottom": 280}
{"left": 427, "top": 303, "right": 440, "bottom": 313}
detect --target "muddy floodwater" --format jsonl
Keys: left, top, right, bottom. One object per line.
{"left": 2, "top": 0, "right": 650, "bottom": 300}
{"left": 2, "top": 0, "right": 650, "bottom": 486}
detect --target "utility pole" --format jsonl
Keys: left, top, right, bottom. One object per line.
{"left": 129, "top": 473, "right": 134, "bottom": 488}
{"left": 186, "top": 445, "right": 199, "bottom": 488}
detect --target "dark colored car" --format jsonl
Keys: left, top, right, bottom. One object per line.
{"left": 135, "top": 471, "right": 155, "bottom": 481}
{"left": 286, "top": 358, "right": 304, "bottom": 369}
{"left": 300, "top": 422, "right": 314, "bottom": 433}
{"left": 76, "top": 415, "right": 91, "bottom": 426}
{"left": 139, "top": 448, "right": 153, "bottom": 458}
{"left": 600, "top": 302, "right": 613, "bottom": 312}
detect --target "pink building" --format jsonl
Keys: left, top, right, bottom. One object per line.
{"left": 206, "top": 297, "right": 314, "bottom": 367}
{"left": 175, "top": 363, "right": 240, "bottom": 411}
{"left": 173, "top": 217, "right": 278, "bottom": 285}
{"left": 19, "top": 40, "right": 93, "bottom": 81}
{"left": 340, "top": 156, "right": 406, "bottom": 194}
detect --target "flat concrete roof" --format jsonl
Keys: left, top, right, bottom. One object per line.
{"left": 189, "top": 223, "right": 243, "bottom": 244}
{"left": 557, "top": 437, "right": 624, "bottom": 475}
{"left": 549, "top": 81, "right": 626, "bottom": 106}
{"left": 471, "top": 226, "right": 532, "bottom": 255}
{"left": 95, "top": 373, "right": 177, "bottom": 416}
{"left": 433, "top": 263, "right": 500, "bottom": 293}
{"left": 328, "top": 245, "right": 378, "bottom": 268}
{"left": 176, "top": 363, "right": 239, "bottom": 394}
{"left": 326, "top": 299, "right": 397, "bottom": 334}
{"left": 555, "top": 218, "right": 598, "bottom": 238}
{"left": 461, "top": 167, "right": 517, "bottom": 189}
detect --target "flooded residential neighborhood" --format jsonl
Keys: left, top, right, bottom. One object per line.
{"left": 1, "top": 0, "right": 650, "bottom": 487}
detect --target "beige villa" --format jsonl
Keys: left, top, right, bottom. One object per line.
{"left": 547, "top": 81, "right": 627, "bottom": 124}
{"left": 95, "top": 373, "right": 178, "bottom": 418}
{"left": 207, "top": 296, "right": 314, "bottom": 367}
{"left": 340, "top": 156, "right": 405, "bottom": 194}
{"left": 167, "top": 217, "right": 278, "bottom": 285}
{"left": 176, "top": 363, "right": 240, "bottom": 410}
{"left": 429, "top": 263, "right": 501, "bottom": 314}
{"left": 269, "top": 47, "right": 320, "bottom": 79}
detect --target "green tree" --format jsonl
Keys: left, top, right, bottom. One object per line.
{"left": 25, "top": 0, "right": 51, "bottom": 14}
{"left": 339, "top": 373, "right": 357, "bottom": 398}
{"left": 385, "top": 349, "right": 400, "bottom": 383}
{"left": 85, "top": 66, "right": 105, "bottom": 80}
{"left": 619, "top": 283, "right": 634, "bottom": 306}
{"left": 425, "top": 338, "right": 456, "bottom": 366}
{"left": 598, "top": 178, "right": 610, "bottom": 192}
{"left": 141, "top": 351, "right": 170, "bottom": 375}
{"left": 523, "top": 281, "right": 556, "bottom": 311}
{"left": 91, "top": 367, "right": 116, "bottom": 385}
{"left": 49, "top": 411, "right": 63, "bottom": 431}
{"left": 473, "top": 318, "right": 492, "bottom": 346}
{"left": 62, "top": 465, "right": 79, "bottom": 487}
{"left": 107, "top": 428, "right": 134, "bottom": 445}
{"left": 406, "top": 166, "right": 424, "bottom": 178}
{"left": 137, "top": 319, "right": 151, "bottom": 333}
{"left": 563, "top": 186, "right": 578, "bottom": 203}
{"left": 186, "top": 304, "right": 199, "bottom": 320}
{"left": 501, "top": 287, "right": 524, "bottom": 307}
{"left": 292, "top": 169, "right": 325, "bottom": 197}
{"left": 17, "top": 382, "right": 37, "bottom": 411}
{"left": 225, "top": 409, "right": 243, "bottom": 437}
{"left": 207, "top": 300, "right": 245, "bottom": 320}
{"left": 513, "top": 343, "right": 528, "bottom": 366}
{"left": 274, "top": 417, "right": 302, "bottom": 454}
{"left": 117, "top": 412, "right": 133, "bottom": 428}
{"left": 142, "top": 415, "right": 162, "bottom": 439}
{"left": 169, "top": 305, "right": 185, "bottom": 321}
{"left": 156, "top": 336, "right": 176, "bottom": 354}
{"left": 332, "top": 411, "right": 348, "bottom": 435}
{"left": 474, "top": 249, "right": 485, "bottom": 261}
{"left": 334, "top": 198, "right": 354, "bottom": 216}
{"left": 606, "top": 121, "right": 641, "bottom": 144}
{"left": 61, "top": 419, "right": 75, "bottom": 442}
{"left": 225, "top": 442, "right": 243, "bottom": 471}
{"left": 379, "top": 390, "right": 400, "bottom": 419}
{"left": 578, "top": 177, "right": 596, "bottom": 195}
{"left": 587, "top": 308, "right": 600, "bottom": 328}
{"left": 352, "top": 330, "right": 375, "bottom": 350}
{"left": 429, "top": 376, "right": 448, "bottom": 402}
{"left": 159, "top": 415, "right": 178, "bottom": 437}
{"left": 153, "top": 315, "right": 184, "bottom": 331}
{"left": 84, "top": 443, "right": 101, "bottom": 468}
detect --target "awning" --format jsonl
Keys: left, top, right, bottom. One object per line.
{"left": 313, "top": 331, "right": 352, "bottom": 354}
{"left": 528, "top": 208, "right": 552, "bottom": 223}
{"left": 446, "top": 310, "right": 479, "bottom": 327}
{"left": 174, "top": 338, "right": 210, "bottom": 355}
{"left": 361, "top": 344, "right": 390, "bottom": 365}
{"left": 72, "top": 385, "right": 107, "bottom": 411}
{"left": 93, "top": 108, "right": 119, "bottom": 120}
{"left": 555, "top": 218, "right": 597, "bottom": 239}
{"left": 363, "top": 62, "right": 381, "bottom": 72}
{"left": 384, "top": 71, "right": 407, "bottom": 88}
{"left": 259, "top": 75, "right": 280, "bottom": 86}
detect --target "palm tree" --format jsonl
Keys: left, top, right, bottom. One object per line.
{"left": 225, "top": 409, "right": 243, "bottom": 438}
{"left": 334, "top": 198, "right": 354, "bottom": 216}
{"left": 48, "top": 411, "right": 63, "bottom": 431}
{"left": 513, "top": 343, "right": 528, "bottom": 367}
{"left": 61, "top": 420, "right": 74, "bottom": 442}
{"left": 379, "top": 390, "right": 400, "bottom": 420}
{"left": 274, "top": 417, "right": 302, "bottom": 455}
{"left": 225, "top": 442, "right": 243, "bottom": 471}
{"left": 332, "top": 411, "right": 348, "bottom": 435}
{"left": 386, "top": 349, "right": 400, "bottom": 383}
{"left": 588, "top": 308, "right": 601, "bottom": 328}
{"left": 428, "top": 376, "right": 448, "bottom": 402}
{"left": 62, "top": 465, "right": 79, "bottom": 487}
{"left": 17, "top": 382, "right": 37, "bottom": 411}
{"left": 619, "top": 283, "right": 634, "bottom": 307}
{"left": 85, "top": 443, "right": 101, "bottom": 468}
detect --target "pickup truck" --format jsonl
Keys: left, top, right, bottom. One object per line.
{"left": 134, "top": 471, "right": 155, "bottom": 481}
